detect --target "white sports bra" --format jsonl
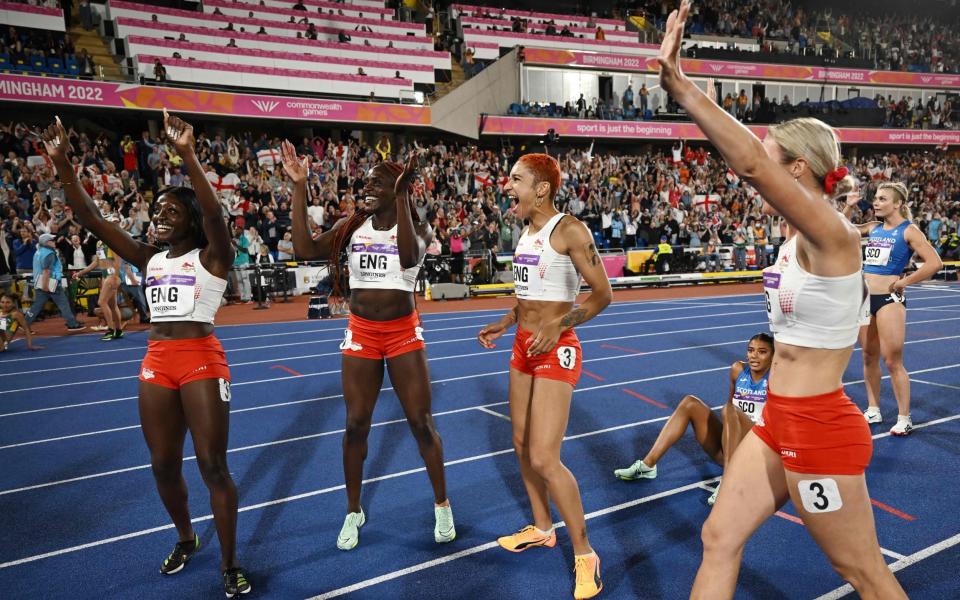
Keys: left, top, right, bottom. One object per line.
{"left": 513, "top": 213, "right": 582, "bottom": 303}
{"left": 347, "top": 217, "right": 420, "bottom": 292}
{"left": 145, "top": 248, "right": 226, "bottom": 324}
{"left": 763, "top": 236, "right": 868, "bottom": 349}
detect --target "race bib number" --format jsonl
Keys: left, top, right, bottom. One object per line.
{"left": 513, "top": 253, "right": 539, "bottom": 296}
{"left": 762, "top": 271, "right": 780, "bottom": 317}
{"left": 864, "top": 240, "right": 892, "bottom": 266}
{"left": 0, "top": 316, "right": 9, "bottom": 330}
{"left": 797, "top": 478, "right": 843, "bottom": 514}
{"left": 352, "top": 243, "right": 397, "bottom": 282}
{"left": 556, "top": 346, "right": 577, "bottom": 370}
{"left": 735, "top": 399, "right": 765, "bottom": 421}
{"left": 97, "top": 247, "right": 107, "bottom": 261}
{"left": 146, "top": 274, "right": 196, "bottom": 318}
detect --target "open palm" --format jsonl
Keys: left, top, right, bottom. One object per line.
{"left": 280, "top": 140, "right": 310, "bottom": 184}
{"left": 163, "top": 108, "right": 195, "bottom": 154}
{"left": 657, "top": 1, "right": 691, "bottom": 95}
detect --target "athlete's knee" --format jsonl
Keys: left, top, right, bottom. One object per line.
{"left": 408, "top": 413, "right": 439, "bottom": 447}
{"left": 344, "top": 415, "right": 372, "bottom": 444}
{"left": 528, "top": 448, "right": 561, "bottom": 479}
{"left": 827, "top": 553, "right": 887, "bottom": 591}
{"left": 700, "top": 514, "right": 742, "bottom": 557}
{"left": 195, "top": 454, "right": 231, "bottom": 487}
{"left": 150, "top": 454, "right": 182, "bottom": 484}
{"left": 882, "top": 350, "right": 904, "bottom": 373}
{"left": 861, "top": 344, "right": 881, "bottom": 365}
{"left": 679, "top": 395, "right": 703, "bottom": 414}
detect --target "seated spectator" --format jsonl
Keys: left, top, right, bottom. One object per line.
{"left": 153, "top": 59, "right": 167, "bottom": 83}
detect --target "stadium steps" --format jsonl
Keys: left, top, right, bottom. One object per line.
{"left": 430, "top": 60, "right": 466, "bottom": 102}
{"left": 68, "top": 25, "right": 124, "bottom": 81}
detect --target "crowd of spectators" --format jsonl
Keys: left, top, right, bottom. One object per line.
{"left": 1, "top": 118, "right": 958, "bottom": 309}
{"left": 0, "top": 24, "right": 98, "bottom": 78}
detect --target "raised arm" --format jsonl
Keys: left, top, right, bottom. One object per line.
{"left": 41, "top": 117, "right": 157, "bottom": 271}
{"left": 163, "top": 110, "right": 234, "bottom": 277}
{"left": 657, "top": 1, "right": 853, "bottom": 251}
{"left": 840, "top": 186, "right": 877, "bottom": 236}
{"left": 395, "top": 153, "right": 432, "bottom": 269}
{"left": 280, "top": 139, "right": 344, "bottom": 260}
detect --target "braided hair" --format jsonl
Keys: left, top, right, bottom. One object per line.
{"left": 328, "top": 161, "right": 420, "bottom": 299}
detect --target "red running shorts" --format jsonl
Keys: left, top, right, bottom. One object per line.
{"left": 340, "top": 311, "right": 426, "bottom": 360}
{"left": 139, "top": 334, "right": 231, "bottom": 390}
{"left": 753, "top": 387, "right": 873, "bottom": 475}
{"left": 510, "top": 327, "right": 582, "bottom": 387}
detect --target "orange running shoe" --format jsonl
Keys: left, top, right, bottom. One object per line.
{"left": 496, "top": 525, "right": 557, "bottom": 553}
{"left": 573, "top": 552, "right": 602, "bottom": 599}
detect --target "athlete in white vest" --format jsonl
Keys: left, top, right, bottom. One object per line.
{"left": 282, "top": 141, "right": 454, "bottom": 552}
{"left": 660, "top": 4, "right": 906, "bottom": 598}
{"left": 43, "top": 112, "right": 251, "bottom": 598}
{"left": 477, "top": 153, "right": 612, "bottom": 600}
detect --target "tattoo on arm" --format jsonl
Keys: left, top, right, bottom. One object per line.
{"left": 584, "top": 242, "right": 601, "bottom": 267}
{"left": 560, "top": 308, "right": 588, "bottom": 329}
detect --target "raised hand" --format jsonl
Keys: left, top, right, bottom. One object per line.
{"left": 395, "top": 152, "right": 418, "bottom": 197}
{"left": 657, "top": 0, "right": 691, "bottom": 96}
{"left": 280, "top": 139, "right": 311, "bottom": 185}
{"left": 162, "top": 108, "right": 196, "bottom": 155}
{"left": 845, "top": 184, "right": 863, "bottom": 207}
{"left": 40, "top": 116, "right": 74, "bottom": 160}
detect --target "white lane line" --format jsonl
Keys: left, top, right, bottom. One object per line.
{"left": 0, "top": 401, "right": 512, "bottom": 496}
{"left": 0, "top": 291, "right": 951, "bottom": 368}
{"left": 880, "top": 548, "right": 907, "bottom": 561}
{"left": 474, "top": 407, "right": 511, "bottom": 421}
{"left": 309, "top": 477, "right": 723, "bottom": 600}
{"left": 0, "top": 319, "right": 774, "bottom": 417}
{"left": 0, "top": 410, "right": 709, "bottom": 569}
{"left": 3, "top": 411, "right": 957, "bottom": 572}
{"left": 913, "top": 379, "right": 960, "bottom": 391}
{"left": 6, "top": 333, "right": 959, "bottom": 452}
{"left": 0, "top": 303, "right": 745, "bottom": 377}
{"left": 6, "top": 305, "right": 959, "bottom": 396}
{"left": 0, "top": 293, "right": 761, "bottom": 365}
{"left": 814, "top": 532, "right": 960, "bottom": 600}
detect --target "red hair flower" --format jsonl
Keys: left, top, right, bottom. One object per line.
{"left": 824, "top": 167, "right": 849, "bottom": 194}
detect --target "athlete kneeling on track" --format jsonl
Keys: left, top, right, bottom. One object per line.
{"left": 615, "top": 333, "right": 773, "bottom": 506}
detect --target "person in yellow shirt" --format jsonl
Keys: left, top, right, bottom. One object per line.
{"left": 375, "top": 136, "right": 391, "bottom": 161}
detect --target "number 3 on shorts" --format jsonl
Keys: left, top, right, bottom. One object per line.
{"left": 556, "top": 346, "right": 577, "bottom": 370}
{"left": 798, "top": 478, "right": 843, "bottom": 514}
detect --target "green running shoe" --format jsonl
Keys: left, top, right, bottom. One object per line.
{"left": 614, "top": 460, "right": 657, "bottom": 481}
{"left": 434, "top": 504, "right": 456, "bottom": 543}
{"left": 337, "top": 508, "right": 366, "bottom": 550}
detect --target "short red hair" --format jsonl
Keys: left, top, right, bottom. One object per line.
{"left": 518, "top": 153, "right": 561, "bottom": 201}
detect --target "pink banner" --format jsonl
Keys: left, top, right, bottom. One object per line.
{"left": 0, "top": 74, "right": 430, "bottom": 125}
{"left": 481, "top": 115, "right": 960, "bottom": 145}
{"left": 522, "top": 48, "right": 960, "bottom": 89}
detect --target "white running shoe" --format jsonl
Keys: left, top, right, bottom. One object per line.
{"left": 890, "top": 415, "right": 913, "bottom": 436}
{"left": 614, "top": 460, "right": 657, "bottom": 481}
{"left": 707, "top": 482, "right": 721, "bottom": 506}
{"left": 337, "top": 509, "right": 365, "bottom": 550}
{"left": 863, "top": 407, "right": 882, "bottom": 424}
{"left": 434, "top": 504, "right": 456, "bottom": 543}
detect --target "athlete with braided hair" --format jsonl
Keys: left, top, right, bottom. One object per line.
{"left": 282, "top": 141, "right": 454, "bottom": 551}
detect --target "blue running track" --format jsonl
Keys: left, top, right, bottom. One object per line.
{"left": 1, "top": 284, "right": 958, "bottom": 599}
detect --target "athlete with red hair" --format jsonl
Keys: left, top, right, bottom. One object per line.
{"left": 282, "top": 142, "right": 454, "bottom": 551}
{"left": 478, "top": 153, "right": 612, "bottom": 599}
